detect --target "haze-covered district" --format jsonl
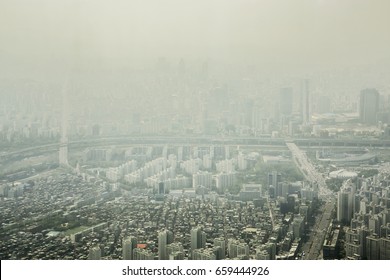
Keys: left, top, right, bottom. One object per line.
{"left": 1, "top": 0, "right": 390, "bottom": 260}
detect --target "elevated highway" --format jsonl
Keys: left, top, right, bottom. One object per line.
{"left": 2, "top": 135, "right": 389, "bottom": 163}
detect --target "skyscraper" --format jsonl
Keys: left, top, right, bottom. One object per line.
{"left": 337, "top": 183, "right": 356, "bottom": 225}
{"left": 301, "top": 79, "right": 310, "bottom": 124}
{"left": 59, "top": 84, "right": 69, "bottom": 166}
{"left": 360, "top": 88, "right": 379, "bottom": 124}
{"left": 122, "top": 236, "right": 137, "bottom": 260}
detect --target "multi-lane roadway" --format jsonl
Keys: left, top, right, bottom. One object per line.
{"left": 286, "top": 141, "right": 336, "bottom": 259}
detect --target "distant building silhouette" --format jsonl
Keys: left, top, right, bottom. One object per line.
{"left": 301, "top": 80, "right": 310, "bottom": 124}
{"left": 360, "top": 88, "right": 379, "bottom": 125}
{"left": 59, "top": 85, "right": 69, "bottom": 166}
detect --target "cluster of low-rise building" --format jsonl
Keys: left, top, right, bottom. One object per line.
{"left": 0, "top": 168, "right": 319, "bottom": 260}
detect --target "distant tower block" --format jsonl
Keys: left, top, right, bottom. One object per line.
{"left": 359, "top": 88, "right": 379, "bottom": 125}
{"left": 59, "top": 84, "right": 69, "bottom": 167}
{"left": 301, "top": 79, "right": 310, "bottom": 124}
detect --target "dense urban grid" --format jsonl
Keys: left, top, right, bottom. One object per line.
{"left": 1, "top": 59, "right": 390, "bottom": 260}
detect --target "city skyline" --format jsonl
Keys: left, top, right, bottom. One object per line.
{"left": 1, "top": 0, "right": 390, "bottom": 261}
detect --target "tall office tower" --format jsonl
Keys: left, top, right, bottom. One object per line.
{"left": 88, "top": 245, "right": 102, "bottom": 260}
{"left": 158, "top": 230, "right": 174, "bottom": 260}
{"left": 59, "top": 85, "right": 69, "bottom": 166}
{"left": 279, "top": 87, "right": 293, "bottom": 116}
{"left": 191, "top": 227, "right": 206, "bottom": 255}
{"left": 301, "top": 79, "right": 310, "bottom": 124}
{"left": 359, "top": 88, "right": 379, "bottom": 124}
{"left": 122, "top": 236, "right": 137, "bottom": 260}
{"left": 337, "top": 183, "right": 356, "bottom": 225}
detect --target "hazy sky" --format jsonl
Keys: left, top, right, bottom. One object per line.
{"left": 1, "top": 0, "right": 390, "bottom": 75}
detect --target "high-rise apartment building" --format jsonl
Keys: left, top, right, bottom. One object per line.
{"left": 191, "top": 227, "right": 206, "bottom": 255}
{"left": 213, "top": 237, "right": 226, "bottom": 259}
{"left": 379, "top": 237, "right": 390, "bottom": 260}
{"left": 158, "top": 230, "right": 174, "bottom": 260}
{"left": 337, "top": 183, "right": 356, "bottom": 224}
{"left": 366, "top": 235, "right": 380, "bottom": 260}
{"left": 122, "top": 236, "right": 137, "bottom": 260}
{"left": 228, "top": 239, "right": 249, "bottom": 259}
